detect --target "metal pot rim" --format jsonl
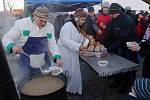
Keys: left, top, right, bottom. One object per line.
{"left": 17, "top": 73, "right": 67, "bottom": 97}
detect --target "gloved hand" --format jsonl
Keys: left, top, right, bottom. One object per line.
{"left": 139, "top": 39, "right": 149, "bottom": 48}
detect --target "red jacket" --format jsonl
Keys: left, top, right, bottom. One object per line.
{"left": 97, "top": 14, "right": 111, "bottom": 43}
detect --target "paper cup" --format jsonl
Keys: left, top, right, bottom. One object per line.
{"left": 126, "top": 42, "right": 135, "bottom": 47}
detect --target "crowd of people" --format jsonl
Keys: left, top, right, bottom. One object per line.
{"left": 1, "top": 2, "right": 150, "bottom": 100}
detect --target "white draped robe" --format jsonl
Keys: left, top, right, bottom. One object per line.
{"left": 58, "top": 22, "right": 84, "bottom": 95}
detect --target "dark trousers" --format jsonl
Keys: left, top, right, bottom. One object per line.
{"left": 112, "top": 70, "right": 136, "bottom": 90}
{"left": 142, "top": 59, "right": 150, "bottom": 78}
{"left": 116, "top": 49, "right": 137, "bottom": 89}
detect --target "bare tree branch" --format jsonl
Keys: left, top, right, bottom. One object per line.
{"left": 6, "top": 0, "right": 16, "bottom": 12}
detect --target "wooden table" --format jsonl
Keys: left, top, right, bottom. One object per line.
{"left": 80, "top": 54, "right": 139, "bottom": 100}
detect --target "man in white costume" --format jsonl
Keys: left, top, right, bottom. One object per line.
{"left": 2, "top": 6, "right": 63, "bottom": 81}
{"left": 58, "top": 8, "right": 88, "bottom": 95}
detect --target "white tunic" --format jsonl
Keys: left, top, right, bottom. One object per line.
{"left": 58, "top": 22, "right": 84, "bottom": 95}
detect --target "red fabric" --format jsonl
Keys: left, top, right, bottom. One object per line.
{"left": 96, "top": 14, "right": 111, "bottom": 43}
{"left": 136, "top": 20, "right": 143, "bottom": 38}
{"left": 136, "top": 18, "right": 148, "bottom": 40}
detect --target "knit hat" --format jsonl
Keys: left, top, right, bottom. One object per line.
{"left": 33, "top": 6, "right": 49, "bottom": 21}
{"left": 88, "top": 6, "right": 95, "bottom": 12}
{"left": 102, "top": 2, "right": 110, "bottom": 8}
{"left": 74, "top": 8, "right": 87, "bottom": 18}
{"left": 108, "top": 3, "right": 124, "bottom": 14}
{"left": 133, "top": 78, "right": 150, "bottom": 100}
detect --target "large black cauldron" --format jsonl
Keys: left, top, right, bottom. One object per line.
{"left": 18, "top": 73, "right": 68, "bottom": 100}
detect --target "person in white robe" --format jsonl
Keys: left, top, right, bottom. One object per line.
{"left": 58, "top": 8, "right": 88, "bottom": 95}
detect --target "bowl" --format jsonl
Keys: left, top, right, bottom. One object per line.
{"left": 97, "top": 60, "right": 108, "bottom": 67}
{"left": 41, "top": 70, "right": 51, "bottom": 75}
{"left": 49, "top": 66, "right": 63, "bottom": 76}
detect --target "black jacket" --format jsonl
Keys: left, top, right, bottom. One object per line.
{"left": 86, "top": 14, "right": 99, "bottom": 38}
{"left": 103, "top": 13, "right": 137, "bottom": 62}
{"left": 139, "top": 40, "right": 150, "bottom": 77}
{"left": 126, "top": 11, "right": 138, "bottom": 26}
{"left": 139, "top": 40, "right": 150, "bottom": 58}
